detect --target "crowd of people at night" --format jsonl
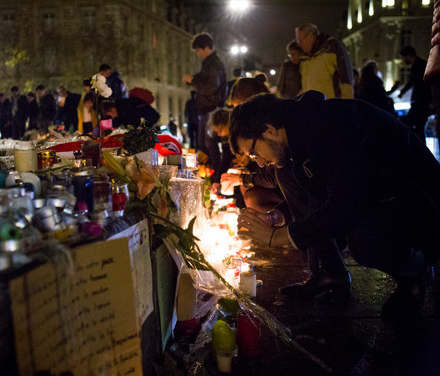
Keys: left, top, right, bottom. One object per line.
{"left": 183, "top": 26, "right": 439, "bottom": 322}
{"left": 0, "top": 64, "right": 161, "bottom": 140}
{"left": 0, "top": 17, "right": 438, "bottom": 323}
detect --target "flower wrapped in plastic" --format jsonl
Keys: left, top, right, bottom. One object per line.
{"left": 125, "top": 158, "right": 159, "bottom": 200}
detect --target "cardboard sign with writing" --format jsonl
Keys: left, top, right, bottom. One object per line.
{"left": 10, "top": 237, "right": 143, "bottom": 375}
{"left": 110, "top": 219, "right": 154, "bottom": 329}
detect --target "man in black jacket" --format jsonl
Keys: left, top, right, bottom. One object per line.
{"left": 4, "top": 87, "right": 28, "bottom": 139}
{"left": 184, "top": 91, "right": 199, "bottom": 149}
{"left": 399, "top": 46, "right": 432, "bottom": 143}
{"left": 0, "top": 93, "right": 9, "bottom": 138}
{"left": 36, "top": 85, "right": 56, "bottom": 134}
{"left": 101, "top": 98, "right": 160, "bottom": 128}
{"left": 107, "top": 71, "right": 128, "bottom": 101}
{"left": 26, "top": 92, "right": 39, "bottom": 131}
{"left": 183, "top": 32, "right": 226, "bottom": 176}
{"left": 230, "top": 92, "right": 440, "bottom": 319}
{"left": 56, "top": 86, "right": 81, "bottom": 132}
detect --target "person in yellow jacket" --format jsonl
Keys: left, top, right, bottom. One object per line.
{"left": 77, "top": 91, "right": 97, "bottom": 134}
{"left": 295, "top": 23, "right": 354, "bottom": 99}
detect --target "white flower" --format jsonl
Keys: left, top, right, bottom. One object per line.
{"left": 91, "top": 73, "right": 112, "bottom": 98}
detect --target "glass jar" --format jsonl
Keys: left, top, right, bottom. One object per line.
{"left": 8, "top": 187, "right": 34, "bottom": 224}
{"left": 93, "top": 175, "right": 112, "bottom": 212}
{"left": 37, "top": 150, "right": 56, "bottom": 169}
{"left": 72, "top": 170, "right": 94, "bottom": 212}
{"left": 14, "top": 146, "right": 38, "bottom": 172}
{"left": 82, "top": 141, "right": 102, "bottom": 168}
{"left": 112, "top": 184, "right": 128, "bottom": 216}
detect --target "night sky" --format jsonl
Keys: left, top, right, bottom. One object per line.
{"left": 230, "top": 0, "right": 348, "bottom": 66}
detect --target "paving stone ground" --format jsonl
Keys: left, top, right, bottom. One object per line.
{"left": 241, "top": 247, "right": 440, "bottom": 376}
{"left": 170, "top": 247, "right": 440, "bottom": 376}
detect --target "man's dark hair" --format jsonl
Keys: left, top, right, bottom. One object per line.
{"left": 35, "top": 84, "right": 45, "bottom": 91}
{"left": 233, "top": 68, "right": 242, "bottom": 78}
{"left": 229, "top": 77, "right": 269, "bottom": 105}
{"left": 99, "top": 63, "right": 111, "bottom": 72}
{"left": 27, "top": 92, "right": 35, "bottom": 98}
{"left": 254, "top": 72, "right": 268, "bottom": 84}
{"left": 400, "top": 46, "right": 416, "bottom": 57}
{"left": 83, "top": 78, "right": 92, "bottom": 86}
{"left": 230, "top": 94, "right": 286, "bottom": 154}
{"left": 11, "top": 86, "right": 19, "bottom": 92}
{"left": 192, "top": 33, "right": 213, "bottom": 50}
{"left": 209, "top": 108, "right": 231, "bottom": 130}
{"left": 286, "top": 40, "right": 302, "bottom": 53}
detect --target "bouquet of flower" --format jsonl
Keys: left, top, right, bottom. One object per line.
{"left": 103, "top": 151, "right": 173, "bottom": 218}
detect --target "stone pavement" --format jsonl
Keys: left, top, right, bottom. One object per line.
{"left": 238, "top": 246, "right": 440, "bottom": 376}
{"left": 167, "top": 246, "right": 440, "bottom": 376}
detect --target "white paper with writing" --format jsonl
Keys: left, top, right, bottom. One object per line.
{"left": 109, "top": 219, "right": 154, "bottom": 329}
{"left": 10, "top": 238, "right": 143, "bottom": 375}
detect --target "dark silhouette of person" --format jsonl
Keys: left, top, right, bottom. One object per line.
{"left": 399, "top": 46, "right": 432, "bottom": 143}
{"left": 184, "top": 91, "right": 198, "bottom": 148}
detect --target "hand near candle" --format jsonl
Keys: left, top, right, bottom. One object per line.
{"left": 237, "top": 208, "right": 273, "bottom": 247}
{"left": 238, "top": 208, "right": 292, "bottom": 248}
{"left": 220, "top": 172, "right": 241, "bottom": 187}
{"left": 211, "top": 182, "right": 220, "bottom": 194}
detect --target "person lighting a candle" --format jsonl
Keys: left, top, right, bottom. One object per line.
{"left": 223, "top": 78, "right": 351, "bottom": 302}
{"left": 208, "top": 108, "right": 234, "bottom": 194}
{"left": 229, "top": 91, "right": 440, "bottom": 321}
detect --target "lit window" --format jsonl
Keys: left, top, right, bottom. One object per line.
{"left": 422, "top": 0, "right": 431, "bottom": 5}
{"left": 357, "top": 4, "right": 363, "bottom": 23}
{"left": 382, "top": 0, "right": 395, "bottom": 6}
{"left": 347, "top": 3, "right": 353, "bottom": 29}
{"left": 369, "top": 0, "right": 374, "bottom": 15}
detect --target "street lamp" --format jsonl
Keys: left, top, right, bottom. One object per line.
{"left": 227, "top": 0, "right": 251, "bottom": 13}
{"left": 230, "top": 45, "right": 240, "bottom": 55}
{"left": 269, "top": 69, "right": 276, "bottom": 76}
{"left": 230, "top": 44, "right": 248, "bottom": 75}
{"left": 230, "top": 45, "right": 248, "bottom": 56}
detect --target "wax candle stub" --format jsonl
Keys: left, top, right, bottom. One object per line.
{"left": 239, "top": 270, "right": 256, "bottom": 297}
{"left": 216, "top": 353, "right": 233, "bottom": 373}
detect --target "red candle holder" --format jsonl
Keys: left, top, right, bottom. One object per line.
{"left": 236, "top": 311, "right": 261, "bottom": 358}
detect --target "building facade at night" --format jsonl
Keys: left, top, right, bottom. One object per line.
{"left": 343, "top": 0, "right": 432, "bottom": 90}
{"left": 0, "top": 0, "right": 208, "bottom": 125}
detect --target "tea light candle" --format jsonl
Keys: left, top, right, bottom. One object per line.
{"left": 239, "top": 268, "right": 256, "bottom": 297}
{"left": 14, "top": 143, "right": 37, "bottom": 172}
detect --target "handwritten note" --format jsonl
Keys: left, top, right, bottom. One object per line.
{"left": 110, "top": 219, "right": 154, "bottom": 329}
{"left": 10, "top": 237, "right": 143, "bottom": 375}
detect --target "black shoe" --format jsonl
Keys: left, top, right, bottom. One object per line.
{"left": 279, "top": 270, "right": 352, "bottom": 301}
{"left": 381, "top": 279, "right": 425, "bottom": 322}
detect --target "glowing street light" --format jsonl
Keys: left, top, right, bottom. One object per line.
{"left": 230, "top": 45, "right": 248, "bottom": 55}
{"left": 227, "top": 0, "right": 251, "bottom": 13}
{"left": 230, "top": 45, "right": 240, "bottom": 55}
{"left": 269, "top": 69, "right": 276, "bottom": 76}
